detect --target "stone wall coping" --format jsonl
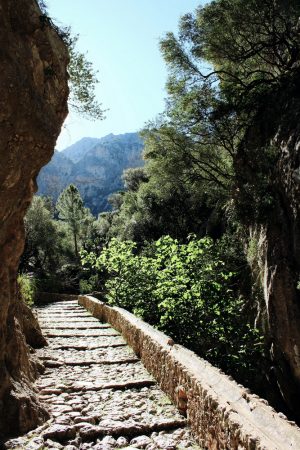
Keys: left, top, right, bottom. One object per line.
{"left": 79, "top": 294, "right": 300, "bottom": 450}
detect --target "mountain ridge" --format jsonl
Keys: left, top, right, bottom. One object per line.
{"left": 37, "top": 132, "right": 144, "bottom": 215}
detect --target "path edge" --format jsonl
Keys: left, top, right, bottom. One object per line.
{"left": 79, "top": 294, "right": 300, "bottom": 450}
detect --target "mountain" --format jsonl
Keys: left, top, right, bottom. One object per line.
{"left": 37, "top": 150, "right": 74, "bottom": 201}
{"left": 37, "top": 132, "right": 144, "bottom": 215}
{"left": 62, "top": 137, "right": 102, "bottom": 163}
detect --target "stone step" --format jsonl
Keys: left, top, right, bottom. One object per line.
{"left": 39, "top": 318, "right": 100, "bottom": 323}
{"left": 38, "top": 313, "right": 93, "bottom": 318}
{"left": 47, "top": 300, "right": 78, "bottom": 309}
{"left": 39, "top": 379, "right": 156, "bottom": 395}
{"left": 43, "top": 357, "right": 140, "bottom": 367}
{"left": 40, "top": 384, "right": 189, "bottom": 443}
{"left": 39, "top": 309, "right": 84, "bottom": 313}
{"left": 42, "top": 309, "right": 87, "bottom": 312}
{"left": 46, "top": 336, "right": 127, "bottom": 349}
{"left": 78, "top": 419, "right": 188, "bottom": 441}
{"left": 39, "top": 304, "right": 82, "bottom": 308}
{"left": 3, "top": 300, "right": 200, "bottom": 450}
{"left": 37, "top": 361, "right": 154, "bottom": 390}
{"left": 38, "top": 345, "right": 135, "bottom": 360}
{"left": 38, "top": 307, "right": 84, "bottom": 314}
{"left": 44, "top": 330, "right": 120, "bottom": 337}
{"left": 41, "top": 324, "right": 111, "bottom": 329}
{"left": 40, "top": 422, "right": 191, "bottom": 447}
{"left": 37, "top": 361, "right": 155, "bottom": 390}
{"left": 52, "top": 343, "right": 127, "bottom": 350}
{"left": 37, "top": 306, "right": 80, "bottom": 311}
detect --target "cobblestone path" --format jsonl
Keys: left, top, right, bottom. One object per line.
{"left": 5, "top": 301, "right": 200, "bottom": 450}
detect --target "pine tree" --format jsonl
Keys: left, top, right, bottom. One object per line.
{"left": 56, "top": 185, "right": 85, "bottom": 258}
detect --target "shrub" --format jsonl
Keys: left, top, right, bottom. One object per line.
{"left": 82, "top": 235, "right": 264, "bottom": 384}
{"left": 17, "top": 274, "right": 37, "bottom": 307}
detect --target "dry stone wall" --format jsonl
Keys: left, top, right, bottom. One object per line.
{"left": 79, "top": 295, "right": 300, "bottom": 450}
{"left": 0, "top": 0, "right": 68, "bottom": 437}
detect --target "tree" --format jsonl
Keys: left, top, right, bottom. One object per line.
{"left": 20, "top": 196, "right": 65, "bottom": 274}
{"left": 161, "top": 0, "right": 300, "bottom": 111}
{"left": 67, "top": 36, "right": 105, "bottom": 120}
{"left": 21, "top": 192, "right": 98, "bottom": 293}
{"left": 105, "top": 122, "right": 228, "bottom": 244}
{"left": 85, "top": 0, "right": 300, "bottom": 416}
{"left": 38, "top": 1, "right": 105, "bottom": 120}
{"left": 122, "top": 167, "right": 149, "bottom": 192}
{"left": 56, "top": 184, "right": 86, "bottom": 258}
{"left": 158, "top": 0, "right": 300, "bottom": 417}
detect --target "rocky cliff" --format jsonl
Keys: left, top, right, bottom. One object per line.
{"left": 236, "top": 78, "right": 300, "bottom": 420}
{"left": 0, "top": 0, "right": 68, "bottom": 437}
{"left": 37, "top": 133, "right": 144, "bottom": 214}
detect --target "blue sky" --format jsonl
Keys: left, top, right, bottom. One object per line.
{"left": 47, "top": 1, "right": 205, "bottom": 150}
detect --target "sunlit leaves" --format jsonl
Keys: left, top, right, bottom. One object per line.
{"left": 36, "top": 1, "right": 105, "bottom": 121}
{"left": 82, "top": 235, "right": 263, "bottom": 382}
{"left": 68, "top": 36, "right": 105, "bottom": 120}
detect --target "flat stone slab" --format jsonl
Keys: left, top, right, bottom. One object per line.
{"left": 44, "top": 329, "right": 120, "bottom": 337}
{"left": 39, "top": 318, "right": 100, "bottom": 323}
{"left": 41, "top": 323, "right": 112, "bottom": 329}
{"left": 43, "top": 357, "right": 140, "bottom": 367}
{"left": 46, "top": 335, "right": 127, "bottom": 349}
{"left": 38, "top": 345, "right": 137, "bottom": 363}
{"left": 38, "top": 361, "right": 155, "bottom": 390}
{"left": 38, "top": 313, "right": 93, "bottom": 318}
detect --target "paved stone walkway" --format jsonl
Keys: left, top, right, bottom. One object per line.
{"left": 5, "top": 301, "right": 200, "bottom": 450}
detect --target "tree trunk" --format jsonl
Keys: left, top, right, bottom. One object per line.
{"left": 74, "top": 230, "right": 78, "bottom": 258}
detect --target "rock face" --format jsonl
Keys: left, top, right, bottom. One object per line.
{"left": 0, "top": 0, "right": 68, "bottom": 438}
{"left": 235, "top": 80, "right": 300, "bottom": 419}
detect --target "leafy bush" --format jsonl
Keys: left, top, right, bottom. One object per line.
{"left": 79, "top": 275, "right": 102, "bottom": 295}
{"left": 81, "top": 235, "right": 263, "bottom": 384}
{"left": 38, "top": 264, "right": 83, "bottom": 294}
{"left": 17, "top": 274, "right": 37, "bottom": 307}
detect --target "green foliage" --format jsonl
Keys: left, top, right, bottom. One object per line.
{"left": 98, "top": 0, "right": 300, "bottom": 263}
{"left": 68, "top": 36, "right": 105, "bottom": 120}
{"left": 38, "top": 263, "right": 82, "bottom": 293}
{"left": 37, "top": 1, "right": 105, "bottom": 120}
{"left": 82, "top": 235, "right": 263, "bottom": 384}
{"left": 108, "top": 192, "right": 125, "bottom": 211}
{"left": 17, "top": 274, "right": 37, "bottom": 307}
{"left": 122, "top": 167, "right": 149, "bottom": 192}
{"left": 56, "top": 184, "right": 87, "bottom": 257}
{"left": 161, "top": 0, "right": 300, "bottom": 110}
{"left": 105, "top": 125, "right": 227, "bottom": 243}
{"left": 79, "top": 275, "right": 101, "bottom": 295}
{"left": 21, "top": 193, "right": 102, "bottom": 294}
{"left": 234, "top": 144, "right": 279, "bottom": 224}
{"left": 20, "top": 196, "right": 67, "bottom": 274}
{"left": 149, "top": 0, "right": 300, "bottom": 234}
